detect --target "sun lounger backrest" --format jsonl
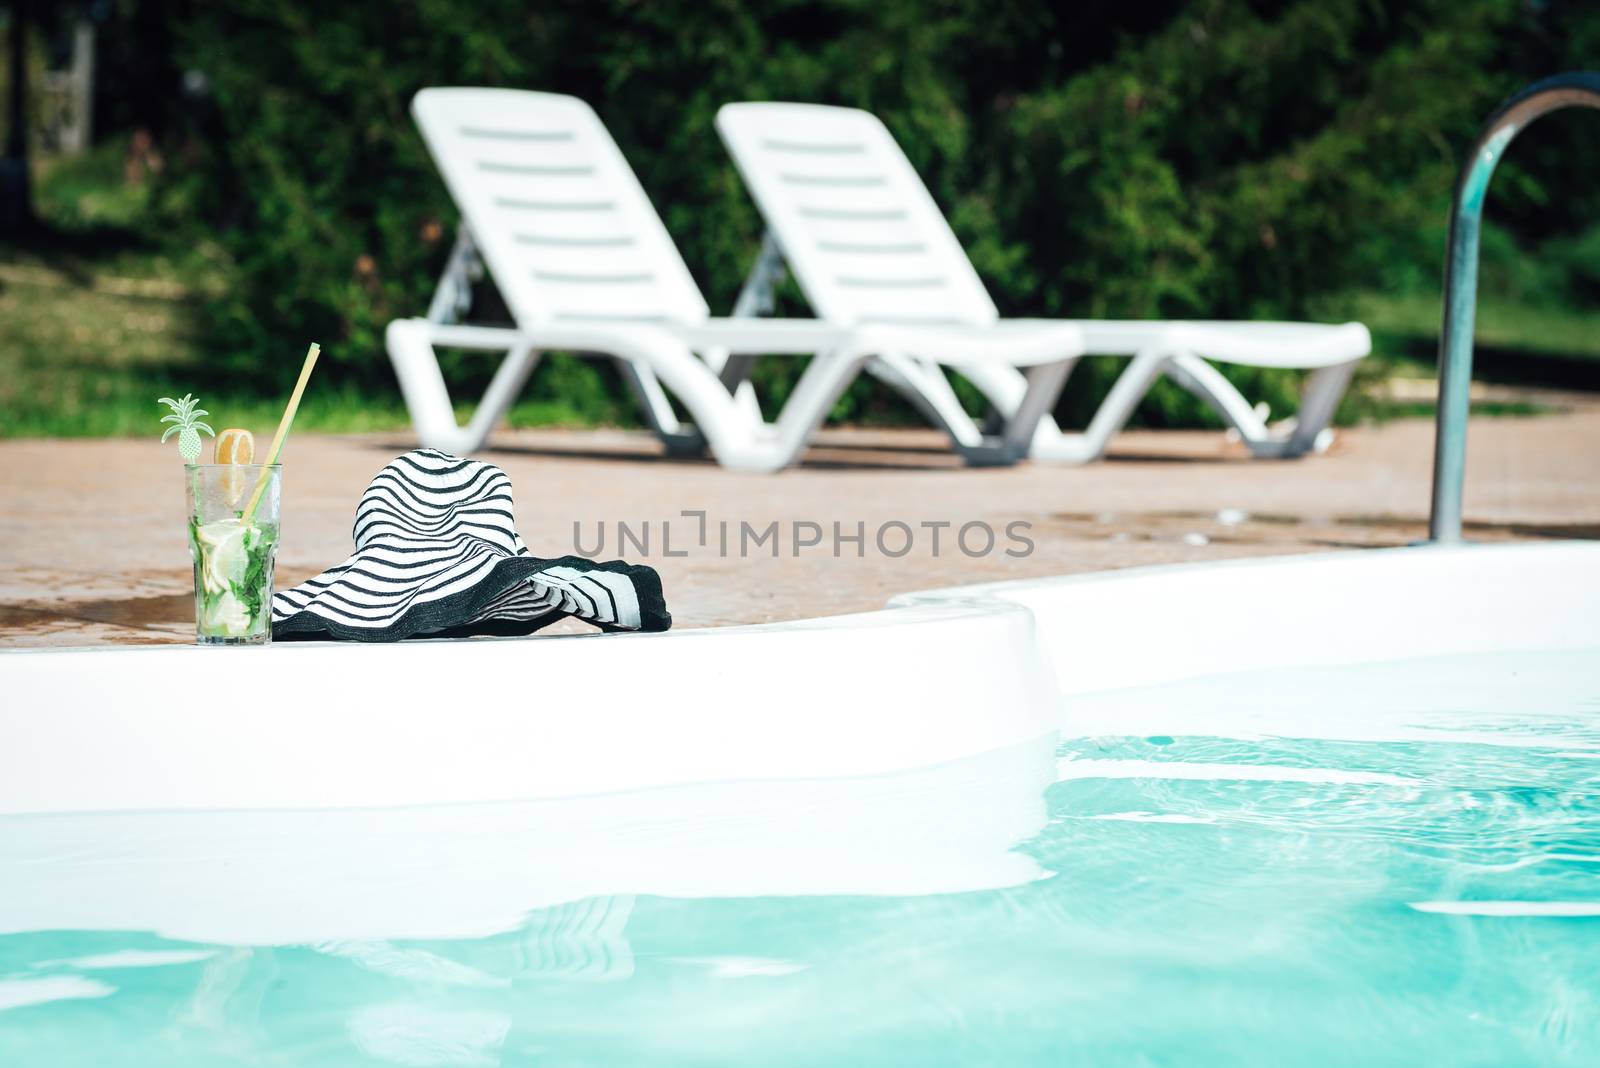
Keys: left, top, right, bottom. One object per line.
{"left": 717, "top": 103, "right": 999, "bottom": 327}
{"left": 414, "top": 89, "right": 710, "bottom": 326}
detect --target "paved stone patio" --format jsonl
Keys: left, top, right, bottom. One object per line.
{"left": 1, "top": 408, "right": 1596, "bottom": 648}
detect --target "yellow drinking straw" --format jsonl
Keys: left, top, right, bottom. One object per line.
{"left": 241, "top": 342, "right": 321, "bottom": 526}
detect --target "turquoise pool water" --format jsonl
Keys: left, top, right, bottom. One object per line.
{"left": 1, "top": 649, "right": 1596, "bottom": 1066}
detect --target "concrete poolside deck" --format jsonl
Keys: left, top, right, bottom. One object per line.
{"left": 1, "top": 408, "right": 1596, "bottom": 648}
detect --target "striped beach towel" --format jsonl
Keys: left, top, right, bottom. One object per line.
{"left": 271, "top": 449, "right": 670, "bottom": 641}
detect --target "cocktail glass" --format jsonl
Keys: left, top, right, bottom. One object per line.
{"left": 185, "top": 464, "right": 282, "bottom": 645}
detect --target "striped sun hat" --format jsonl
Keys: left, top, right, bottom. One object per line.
{"left": 271, "top": 449, "right": 670, "bottom": 641}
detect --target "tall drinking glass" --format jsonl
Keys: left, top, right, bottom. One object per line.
{"left": 185, "top": 464, "right": 282, "bottom": 645}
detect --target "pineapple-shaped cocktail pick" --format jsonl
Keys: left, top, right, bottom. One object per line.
{"left": 159, "top": 394, "right": 216, "bottom": 463}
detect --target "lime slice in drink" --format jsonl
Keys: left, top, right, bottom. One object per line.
{"left": 205, "top": 589, "right": 253, "bottom": 635}
{"left": 196, "top": 518, "right": 251, "bottom": 596}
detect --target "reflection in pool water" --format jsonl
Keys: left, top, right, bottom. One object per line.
{"left": 1, "top": 650, "right": 1596, "bottom": 1066}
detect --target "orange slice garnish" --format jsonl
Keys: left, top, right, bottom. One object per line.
{"left": 215, "top": 428, "right": 254, "bottom": 466}
{"left": 215, "top": 428, "right": 255, "bottom": 506}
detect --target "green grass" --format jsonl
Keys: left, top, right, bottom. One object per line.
{"left": 1361, "top": 400, "right": 1554, "bottom": 421}
{"left": 1315, "top": 289, "right": 1600, "bottom": 401}
{"left": 0, "top": 259, "right": 628, "bottom": 438}
{"left": 1335, "top": 291, "right": 1600, "bottom": 362}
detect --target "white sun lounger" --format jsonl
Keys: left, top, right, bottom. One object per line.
{"left": 388, "top": 89, "right": 1086, "bottom": 470}
{"left": 715, "top": 102, "right": 1372, "bottom": 462}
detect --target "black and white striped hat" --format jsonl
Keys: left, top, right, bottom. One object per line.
{"left": 271, "top": 449, "right": 669, "bottom": 641}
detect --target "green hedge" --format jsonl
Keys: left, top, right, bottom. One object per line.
{"left": 164, "top": 0, "right": 1600, "bottom": 428}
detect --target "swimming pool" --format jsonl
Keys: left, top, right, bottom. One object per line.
{"left": 1, "top": 542, "right": 1597, "bottom": 1062}
{"left": 2, "top": 643, "right": 1596, "bottom": 1065}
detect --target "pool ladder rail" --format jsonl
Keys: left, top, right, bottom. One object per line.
{"left": 1430, "top": 71, "right": 1600, "bottom": 543}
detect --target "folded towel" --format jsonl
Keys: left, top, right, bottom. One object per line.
{"left": 271, "top": 449, "right": 669, "bottom": 641}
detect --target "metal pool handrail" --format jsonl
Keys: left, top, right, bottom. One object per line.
{"left": 1430, "top": 71, "right": 1600, "bottom": 543}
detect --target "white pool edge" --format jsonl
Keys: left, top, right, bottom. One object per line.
{"left": 0, "top": 597, "right": 1057, "bottom": 814}
{"left": 2, "top": 540, "right": 1596, "bottom": 814}
{"left": 897, "top": 541, "right": 1600, "bottom": 694}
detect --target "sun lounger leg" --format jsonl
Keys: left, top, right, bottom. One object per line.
{"left": 766, "top": 349, "right": 875, "bottom": 468}
{"left": 1281, "top": 361, "right": 1357, "bottom": 456}
{"left": 1169, "top": 353, "right": 1351, "bottom": 458}
{"left": 951, "top": 361, "right": 1078, "bottom": 457}
{"left": 426, "top": 226, "right": 483, "bottom": 325}
{"left": 388, "top": 318, "right": 488, "bottom": 453}
{"left": 870, "top": 355, "right": 986, "bottom": 448}
{"left": 600, "top": 332, "right": 793, "bottom": 472}
{"left": 995, "top": 360, "right": 1075, "bottom": 462}
{"left": 1164, "top": 353, "right": 1270, "bottom": 442}
{"left": 705, "top": 350, "right": 769, "bottom": 424}
{"left": 616, "top": 359, "right": 682, "bottom": 436}
{"left": 1075, "top": 349, "right": 1175, "bottom": 461}
{"left": 648, "top": 348, "right": 765, "bottom": 456}
{"left": 453, "top": 340, "right": 542, "bottom": 448}
{"left": 1020, "top": 349, "right": 1172, "bottom": 463}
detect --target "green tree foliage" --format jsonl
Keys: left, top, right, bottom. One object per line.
{"left": 163, "top": 0, "right": 1600, "bottom": 427}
